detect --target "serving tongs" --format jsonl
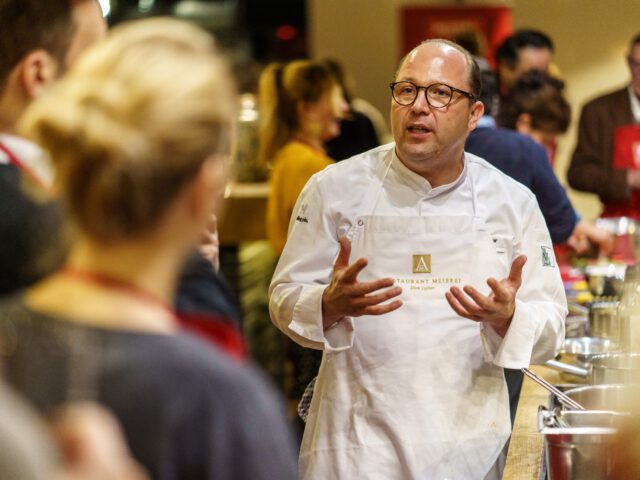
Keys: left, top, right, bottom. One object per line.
{"left": 521, "top": 367, "right": 585, "bottom": 410}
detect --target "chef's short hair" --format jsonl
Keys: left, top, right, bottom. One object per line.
{"left": 20, "top": 17, "right": 236, "bottom": 242}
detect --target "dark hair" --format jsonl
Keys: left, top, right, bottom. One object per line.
{"left": 0, "top": 0, "right": 76, "bottom": 91}
{"left": 396, "top": 39, "right": 482, "bottom": 99}
{"left": 631, "top": 32, "right": 640, "bottom": 49}
{"left": 496, "top": 29, "right": 554, "bottom": 70}
{"left": 478, "top": 68, "right": 499, "bottom": 117}
{"left": 496, "top": 69, "right": 570, "bottom": 133}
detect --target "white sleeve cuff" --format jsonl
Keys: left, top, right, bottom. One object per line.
{"left": 481, "top": 299, "right": 538, "bottom": 369}
{"left": 287, "top": 284, "right": 355, "bottom": 352}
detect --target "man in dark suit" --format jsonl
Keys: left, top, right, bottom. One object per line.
{"left": 567, "top": 32, "right": 640, "bottom": 218}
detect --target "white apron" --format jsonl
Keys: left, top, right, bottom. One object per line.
{"left": 300, "top": 155, "right": 511, "bottom": 480}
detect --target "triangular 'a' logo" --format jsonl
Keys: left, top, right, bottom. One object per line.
{"left": 413, "top": 254, "right": 431, "bottom": 273}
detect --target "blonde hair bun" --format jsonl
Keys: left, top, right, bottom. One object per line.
{"left": 20, "top": 18, "right": 236, "bottom": 241}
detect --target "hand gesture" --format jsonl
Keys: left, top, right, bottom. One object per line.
{"left": 445, "top": 255, "right": 527, "bottom": 337}
{"left": 321, "top": 236, "right": 403, "bottom": 328}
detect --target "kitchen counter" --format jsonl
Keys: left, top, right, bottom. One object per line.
{"left": 502, "top": 365, "right": 573, "bottom": 480}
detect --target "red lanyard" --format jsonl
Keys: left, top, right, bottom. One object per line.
{"left": 0, "top": 141, "right": 51, "bottom": 192}
{"left": 59, "top": 266, "right": 178, "bottom": 323}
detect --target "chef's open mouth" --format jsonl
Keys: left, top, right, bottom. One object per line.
{"left": 407, "top": 126, "right": 431, "bottom": 133}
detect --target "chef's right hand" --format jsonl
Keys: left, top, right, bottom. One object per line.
{"left": 321, "top": 236, "right": 402, "bottom": 329}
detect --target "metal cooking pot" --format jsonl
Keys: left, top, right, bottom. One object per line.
{"left": 562, "top": 384, "right": 640, "bottom": 412}
{"left": 538, "top": 406, "right": 620, "bottom": 480}
{"left": 546, "top": 352, "right": 640, "bottom": 385}
{"left": 545, "top": 337, "right": 620, "bottom": 381}
{"left": 559, "top": 337, "right": 619, "bottom": 364}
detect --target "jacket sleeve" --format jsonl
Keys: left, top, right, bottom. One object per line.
{"left": 567, "top": 99, "right": 630, "bottom": 202}
{"left": 268, "top": 173, "right": 355, "bottom": 352}
{"left": 527, "top": 141, "right": 577, "bottom": 244}
{"left": 481, "top": 199, "right": 567, "bottom": 368}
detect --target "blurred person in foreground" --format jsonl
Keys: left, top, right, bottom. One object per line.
{"left": 269, "top": 39, "right": 566, "bottom": 479}
{"left": 0, "top": 0, "right": 107, "bottom": 294}
{"left": 0, "top": 17, "right": 297, "bottom": 480}
{"left": 498, "top": 71, "right": 614, "bottom": 254}
{"left": 567, "top": 32, "right": 640, "bottom": 219}
{"left": 0, "top": 0, "right": 244, "bottom": 357}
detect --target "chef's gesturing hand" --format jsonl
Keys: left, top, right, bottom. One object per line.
{"left": 444, "top": 255, "right": 527, "bottom": 337}
{"left": 321, "top": 236, "right": 403, "bottom": 329}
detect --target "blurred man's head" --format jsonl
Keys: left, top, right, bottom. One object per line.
{"left": 628, "top": 33, "right": 640, "bottom": 98}
{"left": 495, "top": 29, "right": 554, "bottom": 93}
{"left": 0, "top": 0, "right": 106, "bottom": 132}
{"left": 497, "top": 70, "right": 570, "bottom": 150}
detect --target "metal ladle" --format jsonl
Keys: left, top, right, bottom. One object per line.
{"left": 521, "top": 368, "right": 585, "bottom": 410}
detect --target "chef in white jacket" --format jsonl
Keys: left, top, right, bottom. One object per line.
{"left": 269, "top": 39, "right": 566, "bottom": 480}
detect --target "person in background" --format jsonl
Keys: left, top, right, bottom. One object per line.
{"left": 269, "top": 39, "right": 565, "bottom": 479}
{"left": 259, "top": 59, "right": 348, "bottom": 425}
{"left": 466, "top": 67, "right": 611, "bottom": 426}
{"left": 0, "top": 17, "right": 297, "bottom": 480}
{"left": 323, "top": 58, "right": 380, "bottom": 160}
{"left": 260, "top": 59, "right": 349, "bottom": 255}
{"left": 495, "top": 29, "right": 555, "bottom": 95}
{"left": 497, "top": 69, "right": 570, "bottom": 158}
{"left": 0, "top": 0, "right": 244, "bottom": 358}
{"left": 496, "top": 70, "right": 613, "bottom": 253}
{"left": 567, "top": 32, "right": 640, "bottom": 219}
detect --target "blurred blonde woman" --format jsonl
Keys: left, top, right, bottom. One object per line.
{"left": 260, "top": 60, "right": 348, "bottom": 255}
{"left": 0, "top": 18, "right": 297, "bottom": 480}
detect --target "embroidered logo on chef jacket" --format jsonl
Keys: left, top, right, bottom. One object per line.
{"left": 541, "top": 245, "right": 555, "bottom": 267}
{"left": 412, "top": 254, "right": 431, "bottom": 273}
{"left": 296, "top": 203, "right": 309, "bottom": 223}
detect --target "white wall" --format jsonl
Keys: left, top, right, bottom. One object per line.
{"left": 309, "top": 0, "right": 640, "bottom": 219}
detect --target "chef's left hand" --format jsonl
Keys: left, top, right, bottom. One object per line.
{"left": 445, "top": 255, "right": 527, "bottom": 337}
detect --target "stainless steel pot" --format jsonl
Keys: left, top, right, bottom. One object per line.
{"left": 539, "top": 407, "right": 619, "bottom": 480}
{"left": 546, "top": 352, "right": 640, "bottom": 385}
{"left": 563, "top": 384, "right": 640, "bottom": 412}
{"left": 560, "top": 337, "right": 618, "bottom": 364}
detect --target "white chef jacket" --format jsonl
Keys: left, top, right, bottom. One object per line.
{"left": 269, "top": 143, "right": 567, "bottom": 479}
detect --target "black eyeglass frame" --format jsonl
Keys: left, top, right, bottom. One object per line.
{"left": 389, "top": 81, "right": 477, "bottom": 108}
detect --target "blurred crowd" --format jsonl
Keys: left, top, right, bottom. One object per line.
{"left": 2, "top": 0, "right": 640, "bottom": 478}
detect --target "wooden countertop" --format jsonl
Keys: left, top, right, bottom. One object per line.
{"left": 502, "top": 365, "right": 579, "bottom": 480}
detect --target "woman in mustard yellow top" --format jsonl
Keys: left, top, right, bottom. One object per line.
{"left": 259, "top": 61, "right": 348, "bottom": 254}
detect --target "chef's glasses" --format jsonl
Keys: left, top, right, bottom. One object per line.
{"left": 390, "top": 81, "right": 476, "bottom": 108}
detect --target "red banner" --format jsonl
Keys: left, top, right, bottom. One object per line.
{"left": 400, "top": 5, "right": 512, "bottom": 67}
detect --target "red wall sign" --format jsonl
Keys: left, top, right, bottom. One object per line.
{"left": 401, "top": 5, "right": 512, "bottom": 67}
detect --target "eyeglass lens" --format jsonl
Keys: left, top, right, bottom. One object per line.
{"left": 392, "top": 82, "right": 453, "bottom": 108}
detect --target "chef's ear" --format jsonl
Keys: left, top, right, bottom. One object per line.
{"left": 18, "top": 49, "right": 60, "bottom": 99}
{"left": 467, "top": 100, "right": 484, "bottom": 130}
{"left": 515, "top": 113, "right": 533, "bottom": 135}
